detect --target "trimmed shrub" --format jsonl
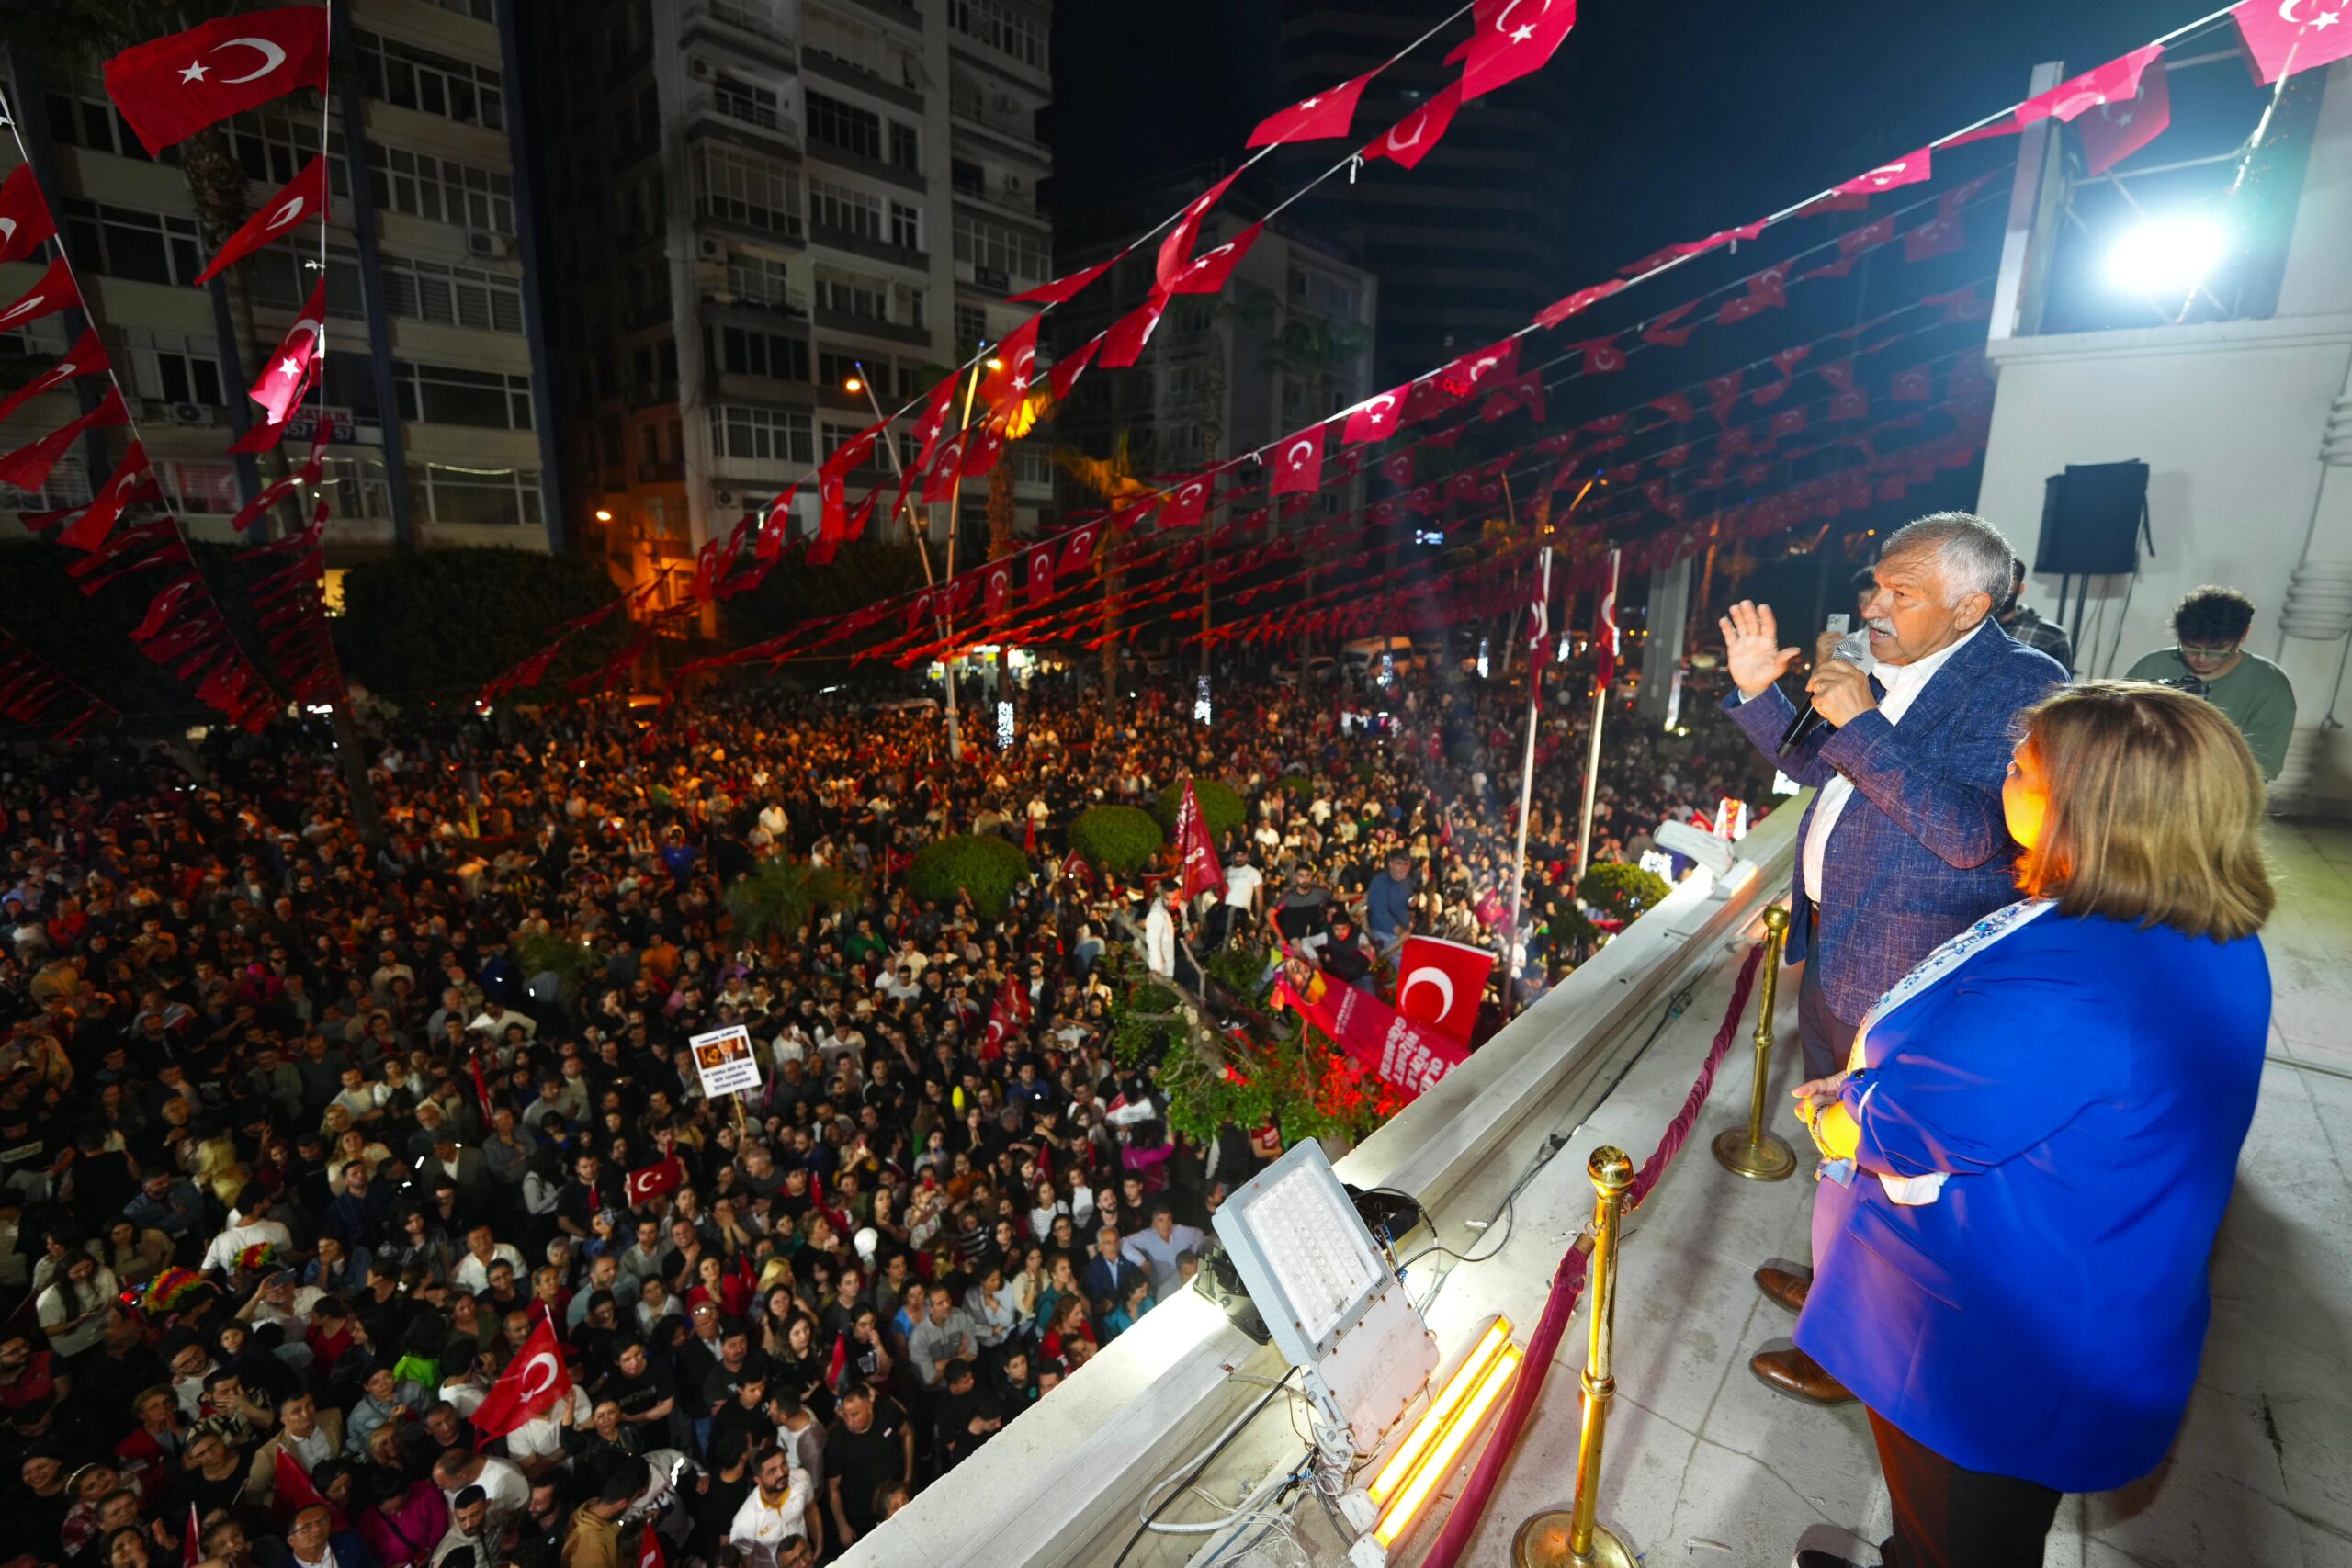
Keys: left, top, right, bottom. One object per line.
{"left": 726, "top": 860, "right": 867, "bottom": 946}
{"left": 1069, "top": 805, "right": 1163, "bottom": 875}
{"left": 908, "top": 834, "right": 1032, "bottom": 917}
{"left": 1152, "top": 778, "right": 1247, "bottom": 840}
{"left": 1578, "top": 862, "right": 1673, "bottom": 922}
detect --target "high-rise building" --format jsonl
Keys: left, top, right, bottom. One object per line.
{"left": 526, "top": 0, "right": 1057, "bottom": 615}
{"left": 0, "top": 0, "right": 561, "bottom": 561}
{"left": 1271, "top": 0, "right": 1572, "bottom": 389}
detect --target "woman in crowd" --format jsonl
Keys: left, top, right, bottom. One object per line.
{"left": 1788, "top": 683, "right": 2274, "bottom": 1568}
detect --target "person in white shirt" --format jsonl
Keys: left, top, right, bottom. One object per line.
{"left": 1122, "top": 1202, "right": 1204, "bottom": 1303}
{"left": 433, "top": 1447, "right": 530, "bottom": 1533}
{"left": 1215, "top": 849, "right": 1262, "bottom": 949}
{"left": 728, "top": 1444, "right": 817, "bottom": 1567}
{"left": 202, "top": 1201, "right": 295, "bottom": 1275}
{"left": 1143, "top": 888, "right": 1183, "bottom": 981}
{"left": 449, "top": 1226, "right": 527, "bottom": 1295}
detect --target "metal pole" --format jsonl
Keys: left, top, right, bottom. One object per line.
{"left": 1501, "top": 546, "right": 1551, "bottom": 1012}
{"left": 854, "top": 365, "right": 936, "bottom": 588}
{"left": 940, "top": 357, "right": 988, "bottom": 769}
{"left": 1713, "top": 906, "right": 1797, "bottom": 1180}
{"left": 1573, "top": 549, "right": 1620, "bottom": 879}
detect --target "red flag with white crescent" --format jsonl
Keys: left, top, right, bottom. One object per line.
{"left": 0, "top": 327, "right": 108, "bottom": 427}
{"left": 1460, "top": 0, "right": 1578, "bottom": 102}
{"left": 1343, "top": 386, "right": 1408, "bottom": 446}
{"left": 1248, "top": 70, "right": 1376, "bottom": 147}
{"left": 1154, "top": 173, "right": 1240, "bottom": 293}
{"left": 1165, "top": 222, "right": 1262, "bottom": 297}
{"left": 196, "top": 152, "right": 328, "bottom": 284}
{"left": 1270, "top": 428, "right": 1324, "bottom": 497}
{"left": 57, "top": 442, "right": 160, "bottom": 554}
{"left": 1027, "top": 541, "right": 1057, "bottom": 607}
{"left": 2020, "top": 44, "right": 2166, "bottom": 123}
{"left": 250, "top": 280, "right": 327, "bottom": 424}
{"left": 2233, "top": 0, "right": 2352, "bottom": 83}
{"left": 1832, "top": 147, "right": 1932, "bottom": 200}
{"left": 0, "top": 164, "right": 57, "bottom": 265}
{"left": 0, "top": 387, "right": 125, "bottom": 492}
{"left": 470, "top": 1316, "right": 572, "bottom": 1438}
{"left": 0, "top": 254, "right": 80, "bottom": 333}
{"left": 2077, "top": 58, "right": 2170, "bottom": 174}
{"left": 1396, "top": 935, "right": 1496, "bottom": 1045}
{"left": 103, "top": 6, "right": 330, "bottom": 156}
{"left": 1593, "top": 548, "right": 1621, "bottom": 687}
{"left": 625, "top": 1156, "right": 685, "bottom": 1209}
{"left": 1361, "top": 83, "right": 1463, "bottom": 171}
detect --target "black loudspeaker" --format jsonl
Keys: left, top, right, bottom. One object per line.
{"left": 2035, "top": 461, "right": 2150, "bottom": 576}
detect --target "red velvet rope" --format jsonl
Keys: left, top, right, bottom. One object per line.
{"left": 1413, "top": 939, "right": 1769, "bottom": 1568}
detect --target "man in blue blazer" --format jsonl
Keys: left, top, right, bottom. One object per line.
{"left": 1718, "top": 513, "right": 2064, "bottom": 1401}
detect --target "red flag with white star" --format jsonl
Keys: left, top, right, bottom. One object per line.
{"left": 1059, "top": 521, "right": 1101, "bottom": 575}
{"left": 1165, "top": 222, "right": 1262, "bottom": 296}
{"left": 1051, "top": 334, "right": 1103, "bottom": 400}
{"left": 57, "top": 442, "right": 159, "bottom": 553}
{"left": 2021, "top": 45, "right": 2166, "bottom": 123}
{"left": 1270, "top": 428, "right": 1325, "bottom": 496}
{"left": 1161, "top": 474, "right": 1213, "bottom": 529}
{"left": 103, "top": 6, "right": 329, "bottom": 157}
{"left": 1156, "top": 173, "right": 1240, "bottom": 293}
{"left": 1460, "top": 0, "right": 1577, "bottom": 102}
{"left": 1833, "top": 147, "right": 1932, "bottom": 200}
{"left": 196, "top": 153, "right": 328, "bottom": 284}
{"left": 1534, "top": 278, "right": 1626, "bottom": 331}
{"left": 2234, "top": 0, "right": 2352, "bottom": 83}
{"left": 2077, "top": 58, "right": 2170, "bottom": 174}
{"left": 1249, "top": 72, "right": 1375, "bottom": 147}
{"left": 0, "top": 327, "right": 108, "bottom": 427}
{"left": 1028, "top": 541, "right": 1057, "bottom": 607}
{"left": 982, "top": 317, "right": 1040, "bottom": 422}
{"left": 1010, "top": 254, "right": 1119, "bottom": 306}
{"left": 249, "top": 280, "right": 326, "bottom": 424}
{"left": 1101, "top": 291, "right": 1170, "bottom": 368}
{"left": 1362, "top": 83, "right": 1463, "bottom": 171}
{"left": 1343, "top": 386, "right": 1408, "bottom": 445}
{"left": 1593, "top": 548, "right": 1620, "bottom": 686}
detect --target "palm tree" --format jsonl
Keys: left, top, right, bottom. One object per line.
{"left": 1054, "top": 433, "right": 1154, "bottom": 701}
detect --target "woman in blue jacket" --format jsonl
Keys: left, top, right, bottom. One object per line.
{"left": 1787, "top": 682, "right": 2274, "bottom": 1568}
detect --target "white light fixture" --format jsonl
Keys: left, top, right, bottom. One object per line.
{"left": 1212, "top": 1141, "right": 1437, "bottom": 1457}
{"left": 1193, "top": 673, "right": 1213, "bottom": 725}
{"left": 2104, "top": 215, "right": 2228, "bottom": 299}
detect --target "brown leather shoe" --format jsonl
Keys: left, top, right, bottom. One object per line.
{"left": 1750, "top": 1346, "right": 1857, "bottom": 1405}
{"left": 1755, "top": 1264, "right": 1812, "bottom": 1314}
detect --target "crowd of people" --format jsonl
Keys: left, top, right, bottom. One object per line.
{"left": 0, "top": 643, "right": 1773, "bottom": 1568}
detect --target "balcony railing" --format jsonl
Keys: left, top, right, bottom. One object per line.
{"left": 717, "top": 267, "right": 809, "bottom": 316}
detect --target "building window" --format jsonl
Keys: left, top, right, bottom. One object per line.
{"left": 43, "top": 87, "right": 156, "bottom": 162}
{"left": 951, "top": 160, "right": 986, "bottom": 199}
{"left": 390, "top": 361, "right": 535, "bottom": 429}
{"left": 806, "top": 90, "right": 882, "bottom": 161}
{"left": 808, "top": 176, "right": 884, "bottom": 243}
{"left": 354, "top": 30, "right": 504, "bottom": 129}
{"left": 710, "top": 73, "right": 784, "bottom": 132}
{"left": 953, "top": 212, "right": 1047, "bottom": 285}
{"left": 419, "top": 0, "right": 497, "bottom": 20}
{"left": 803, "top": 6, "right": 918, "bottom": 85}
{"left": 365, "top": 144, "right": 514, "bottom": 233}
{"left": 411, "top": 463, "right": 541, "bottom": 526}
{"left": 712, "top": 404, "right": 814, "bottom": 464}
{"left": 0, "top": 452, "right": 88, "bottom": 514}
{"left": 60, "top": 200, "right": 203, "bottom": 286}
{"left": 379, "top": 254, "right": 526, "bottom": 333}
{"left": 1016, "top": 447, "right": 1052, "bottom": 487}
{"left": 135, "top": 333, "right": 226, "bottom": 407}
{"left": 225, "top": 111, "right": 352, "bottom": 197}
{"left": 954, "top": 303, "right": 988, "bottom": 350}
{"left": 247, "top": 243, "right": 367, "bottom": 317}
{"left": 948, "top": 0, "right": 1047, "bottom": 70}
{"left": 718, "top": 325, "right": 811, "bottom": 383}
{"left": 888, "top": 122, "right": 920, "bottom": 173}
{"left": 890, "top": 200, "right": 922, "bottom": 253}
{"left": 159, "top": 461, "right": 239, "bottom": 514}
{"left": 723, "top": 253, "right": 804, "bottom": 311}
{"left": 321, "top": 455, "right": 396, "bottom": 520}
{"left": 815, "top": 267, "right": 922, "bottom": 330}
{"left": 697, "top": 144, "right": 802, "bottom": 237}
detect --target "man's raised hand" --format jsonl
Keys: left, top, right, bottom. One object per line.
{"left": 1719, "top": 601, "right": 1802, "bottom": 699}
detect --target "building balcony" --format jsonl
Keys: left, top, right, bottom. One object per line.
{"left": 679, "top": 0, "right": 797, "bottom": 70}
{"left": 804, "top": 137, "right": 927, "bottom": 196}
{"left": 808, "top": 223, "right": 928, "bottom": 274}
{"left": 688, "top": 86, "right": 802, "bottom": 152}
{"left": 637, "top": 459, "right": 686, "bottom": 484}
{"left": 800, "top": 49, "right": 923, "bottom": 115}
{"left": 812, "top": 305, "right": 931, "bottom": 347}
{"left": 710, "top": 268, "right": 810, "bottom": 319}
{"left": 696, "top": 203, "right": 806, "bottom": 247}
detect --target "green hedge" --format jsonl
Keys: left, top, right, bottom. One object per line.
{"left": 1153, "top": 778, "right": 1247, "bottom": 841}
{"left": 1578, "top": 862, "right": 1672, "bottom": 922}
{"left": 908, "top": 834, "right": 1032, "bottom": 917}
{"left": 1068, "top": 805, "right": 1163, "bottom": 875}
{"left": 726, "top": 860, "right": 867, "bottom": 945}
{"left": 334, "top": 548, "right": 628, "bottom": 702}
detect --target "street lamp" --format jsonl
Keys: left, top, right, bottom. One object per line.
{"left": 843, "top": 375, "right": 864, "bottom": 395}
{"left": 594, "top": 508, "right": 614, "bottom": 523}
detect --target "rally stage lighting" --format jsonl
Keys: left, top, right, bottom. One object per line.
{"left": 2104, "top": 215, "right": 2228, "bottom": 299}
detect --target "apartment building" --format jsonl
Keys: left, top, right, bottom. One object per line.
{"left": 0, "top": 0, "right": 560, "bottom": 559}
{"left": 526, "top": 0, "right": 1057, "bottom": 615}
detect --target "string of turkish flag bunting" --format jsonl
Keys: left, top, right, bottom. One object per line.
{"left": 616, "top": 0, "right": 2327, "bottom": 694}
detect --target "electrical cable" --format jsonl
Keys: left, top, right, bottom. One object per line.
{"left": 1109, "top": 1370, "right": 1299, "bottom": 1568}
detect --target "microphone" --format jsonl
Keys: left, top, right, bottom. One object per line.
{"left": 1779, "top": 628, "right": 1872, "bottom": 756}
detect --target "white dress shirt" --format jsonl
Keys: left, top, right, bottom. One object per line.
{"left": 1796, "top": 620, "right": 1984, "bottom": 903}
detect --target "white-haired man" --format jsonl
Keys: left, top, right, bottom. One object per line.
{"left": 1719, "top": 512, "right": 2063, "bottom": 1405}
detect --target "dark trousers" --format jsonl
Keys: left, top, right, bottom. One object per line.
{"left": 1795, "top": 946, "right": 1859, "bottom": 1081}
{"left": 1870, "top": 1408, "right": 2062, "bottom": 1568}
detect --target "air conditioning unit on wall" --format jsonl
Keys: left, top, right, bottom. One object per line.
{"left": 467, "top": 231, "right": 515, "bottom": 260}
{"left": 168, "top": 401, "right": 216, "bottom": 427}
{"left": 713, "top": 489, "right": 737, "bottom": 508}
{"left": 696, "top": 236, "right": 729, "bottom": 264}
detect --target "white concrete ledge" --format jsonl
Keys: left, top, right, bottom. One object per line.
{"left": 842, "top": 805, "right": 1804, "bottom": 1568}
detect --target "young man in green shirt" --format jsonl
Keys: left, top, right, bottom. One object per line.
{"left": 2125, "top": 585, "right": 2296, "bottom": 780}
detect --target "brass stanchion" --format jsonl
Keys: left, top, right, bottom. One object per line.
{"left": 1712, "top": 905, "right": 1796, "bottom": 1181}
{"left": 1513, "top": 1148, "right": 1637, "bottom": 1568}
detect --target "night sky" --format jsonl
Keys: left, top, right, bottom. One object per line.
{"left": 1049, "top": 0, "right": 2179, "bottom": 290}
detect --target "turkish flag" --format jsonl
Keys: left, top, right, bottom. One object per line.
{"left": 921, "top": 429, "right": 967, "bottom": 505}
{"left": 960, "top": 417, "right": 1006, "bottom": 479}
{"left": 1166, "top": 221, "right": 1262, "bottom": 296}
{"left": 1716, "top": 294, "right": 1770, "bottom": 326}
{"left": 1593, "top": 549, "right": 1621, "bottom": 686}
{"left": 1838, "top": 215, "right": 1897, "bottom": 257}
{"left": 1051, "top": 334, "right": 1103, "bottom": 400}
{"left": 0, "top": 388, "right": 126, "bottom": 491}
{"left": 2021, "top": 44, "right": 2166, "bottom": 123}
{"left": 1249, "top": 71, "right": 1375, "bottom": 147}
{"left": 842, "top": 487, "right": 881, "bottom": 542}
{"left": 104, "top": 6, "right": 329, "bottom": 157}
{"left": 250, "top": 281, "right": 326, "bottom": 423}
{"left": 1526, "top": 552, "right": 1551, "bottom": 652}
{"left": 1461, "top": 0, "right": 1578, "bottom": 102}
{"left": 625, "top": 1156, "right": 684, "bottom": 1208}
{"left": 1276, "top": 973, "right": 1465, "bottom": 1100}
{"left": 1817, "top": 359, "right": 1856, "bottom": 392}
{"left": 269, "top": 1444, "right": 338, "bottom": 1527}
{"left": 1437, "top": 338, "right": 1520, "bottom": 397}
{"left": 1481, "top": 370, "right": 1545, "bottom": 423}
{"left": 1903, "top": 211, "right": 1967, "bottom": 263}
{"left": 1174, "top": 781, "right": 1225, "bottom": 900}
{"left": 2234, "top": 0, "right": 2352, "bottom": 83}
{"left": 1010, "top": 254, "right": 1119, "bottom": 305}
{"left": 1535, "top": 278, "right": 1626, "bottom": 331}
{"left": 1101, "top": 290, "right": 1170, "bottom": 368}
{"left": 1770, "top": 408, "right": 1809, "bottom": 438}
{"left": 982, "top": 316, "right": 1039, "bottom": 422}
{"left": 57, "top": 443, "right": 160, "bottom": 553}
{"left": 1270, "top": 427, "right": 1324, "bottom": 495}
{"left": 1381, "top": 451, "right": 1414, "bottom": 486}
{"left": 1641, "top": 301, "right": 1701, "bottom": 349}
{"left": 985, "top": 561, "right": 1012, "bottom": 621}
{"left": 1344, "top": 385, "right": 1408, "bottom": 445}
{"left": 195, "top": 153, "right": 328, "bottom": 285}
{"left": 228, "top": 459, "right": 322, "bottom": 533}
{"left": 1572, "top": 336, "right": 1626, "bottom": 374}
{"left": 1156, "top": 173, "right": 1240, "bottom": 293}
{"left": 2077, "top": 58, "right": 2170, "bottom": 174}
{"left": 909, "top": 371, "right": 960, "bottom": 473}
{"left": 1396, "top": 935, "right": 1495, "bottom": 1043}
{"left": 1834, "top": 146, "right": 1931, "bottom": 201}
{"left": 1649, "top": 393, "right": 1694, "bottom": 424}
{"left": 1891, "top": 367, "right": 1933, "bottom": 402}
{"left": 1161, "top": 475, "right": 1213, "bottom": 529}
{"left": 1361, "top": 83, "right": 1463, "bottom": 171}
{"left": 0, "top": 327, "right": 108, "bottom": 426}
{"left": 0, "top": 164, "right": 56, "bottom": 265}
{"left": 1027, "top": 542, "right": 1057, "bottom": 606}
{"left": 1830, "top": 388, "right": 1871, "bottom": 421}
{"left": 0, "top": 255, "right": 79, "bottom": 333}
{"left": 1059, "top": 521, "right": 1101, "bottom": 575}
{"left": 472, "top": 1318, "right": 572, "bottom": 1438}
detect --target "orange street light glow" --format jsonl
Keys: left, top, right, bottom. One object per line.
{"left": 1375, "top": 1344, "right": 1522, "bottom": 1549}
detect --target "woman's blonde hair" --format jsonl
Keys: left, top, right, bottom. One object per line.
{"left": 2013, "top": 681, "right": 2274, "bottom": 941}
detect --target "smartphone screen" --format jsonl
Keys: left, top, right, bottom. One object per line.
{"left": 1826, "top": 613, "right": 1851, "bottom": 635}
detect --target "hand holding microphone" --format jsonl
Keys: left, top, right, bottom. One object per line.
{"left": 1784, "top": 630, "right": 1878, "bottom": 755}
